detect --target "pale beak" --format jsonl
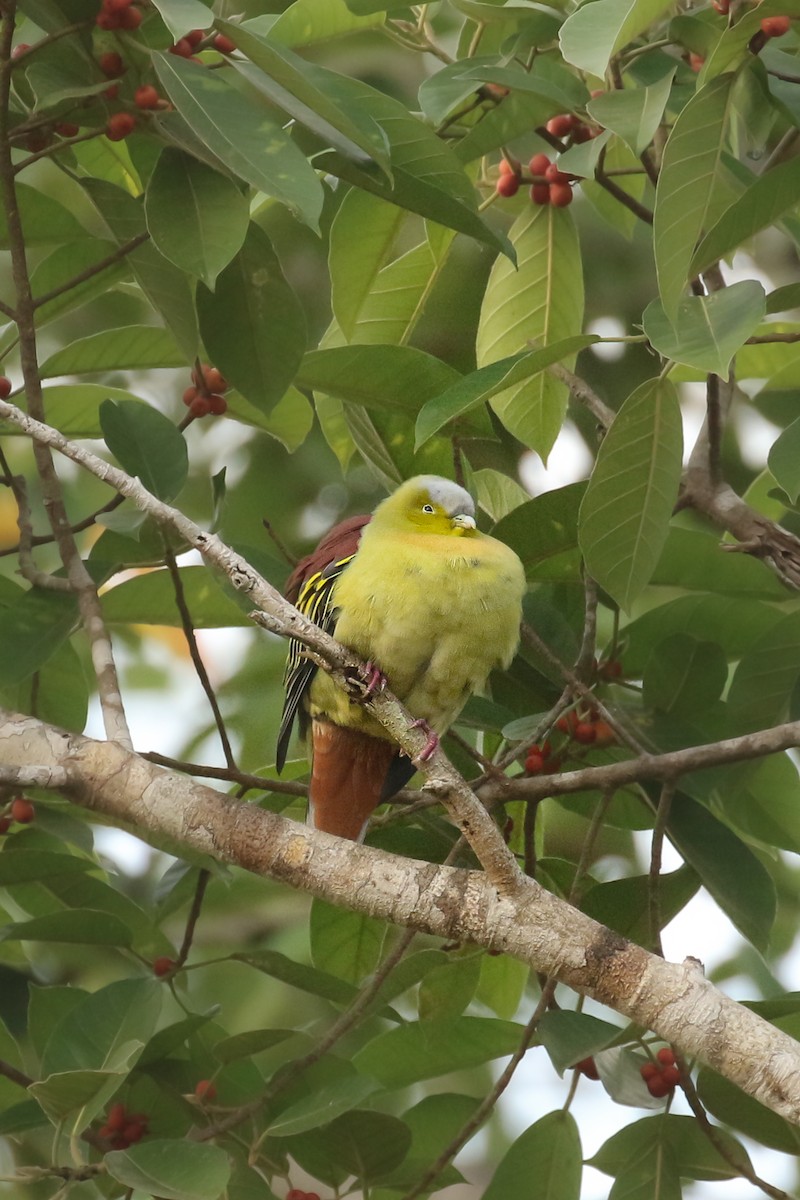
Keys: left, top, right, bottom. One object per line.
{"left": 451, "top": 513, "right": 477, "bottom": 534}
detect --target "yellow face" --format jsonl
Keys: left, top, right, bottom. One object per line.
{"left": 399, "top": 487, "right": 478, "bottom": 537}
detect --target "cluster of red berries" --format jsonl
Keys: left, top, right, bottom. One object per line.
{"left": 168, "top": 28, "right": 236, "bottom": 57}
{"left": 0, "top": 376, "right": 12, "bottom": 399}
{"left": 97, "top": 1102, "right": 149, "bottom": 1149}
{"left": 640, "top": 1047, "right": 680, "bottom": 1097}
{"left": 194, "top": 1079, "right": 217, "bottom": 1102}
{"left": 182, "top": 363, "right": 229, "bottom": 419}
{"left": 545, "top": 111, "right": 600, "bottom": 145}
{"left": 758, "top": 14, "right": 792, "bottom": 35}
{"left": 496, "top": 154, "right": 575, "bottom": 208}
{"left": 0, "top": 796, "right": 36, "bottom": 835}
{"left": 96, "top": 0, "right": 142, "bottom": 32}
{"left": 524, "top": 740, "right": 561, "bottom": 775}
{"left": 286, "top": 1190, "right": 321, "bottom": 1200}
{"left": 555, "top": 709, "right": 616, "bottom": 747}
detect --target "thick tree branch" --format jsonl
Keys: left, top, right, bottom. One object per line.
{"left": 3, "top": 708, "right": 800, "bottom": 1126}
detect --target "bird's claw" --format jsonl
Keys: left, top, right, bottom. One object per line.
{"left": 358, "top": 660, "right": 387, "bottom": 699}
{"left": 410, "top": 718, "right": 439, "bottom": 765}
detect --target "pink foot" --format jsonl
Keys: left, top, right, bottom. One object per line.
{"left": 359, "top": 660, "right": 387, "bottom": 698}
{"left": 410, "top": 718, "right": 439, "bottom": 764}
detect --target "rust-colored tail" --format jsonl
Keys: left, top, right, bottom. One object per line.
{"left": 309, "top": 720, "right": 396, "bottom": 841}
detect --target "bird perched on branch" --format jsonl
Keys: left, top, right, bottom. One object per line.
{"left": 277, "top": 475, "right": 525, "bottom": 840}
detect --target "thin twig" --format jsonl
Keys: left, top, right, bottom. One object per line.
{"left": 0, "top": 492, "right": 125, "bottom": 558}
{"left": 32, "top": 232, "right": 150, "bottom": 310}
{"left": 0, "top": 1057, "right": 34, "bottom": 1089}
{"left": 176, "top": 869, "right": 210, "bottom": 967}
{"left": 648, "top": 780, "right": 674, "bottom": 956}
{"left": 141, "top": 751, "right": 307, "bottom": 796}
{"left": 261, "top": 518, "right": 297, "bottom": 568}
{"left": 706, "top": 374, "right": 722, "bottom": 487}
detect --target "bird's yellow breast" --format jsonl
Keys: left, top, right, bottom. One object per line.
{"left": 308, "top": 527, "right": 525, "bottom": 739}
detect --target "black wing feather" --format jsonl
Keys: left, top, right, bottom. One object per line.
{"left": 275, "top": 554, "right": 356, "bottom": 772}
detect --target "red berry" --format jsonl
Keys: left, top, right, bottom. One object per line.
{"left": 530, "top": 183, "right": 550, "bottom": 205}
{"left": 640, "top": 1061, "right": 660, "bottom": 1081}
{"left": 541, "top": 756, "right": 561, "bottom": 774}
{"left": 118, "top": 4, "right": 142, "bottom": 28}
{"left": 213, "top": 33, "right": 236, "bottom": 53}
{"left": 96, "top": 10, "right": 121, "bottom": 28}
{"left": 189, "top": 396, "right": 212, "bottom": 419}
{"left": 688, "top": 52, "right": 705, "bottom": 71}
{"left": 760, "top": 14, "right": 791, "bottom": 35}
{"left": 661, "top": 1065, "right": 681, "bottom": 1088}
{"left": 185, "top": 28, "right": 206, "bottom": 45}
{"left": 25, "top": 129, "right": 51, "bottom": 153}
{"left": 99, "top": 51, "right": 125, "bottom": 77}
{"left": 0, "top": 377, "right": 12, "bottom": 398}
{"left": 12, "top": 43, "right": 31, "bottom": 59}
{"left": 183, "top": 386, "right": 199, "bottom": 406}
{"left": 106, "top": 1102, "right": 127, "bottom": 1132}
{"left": 208, "top": 394, "right": 227, "bottom": 415}
{"left": 525, "top": 752, "right": 545, "bottom": 775}
{"left": 713, "top": 0, "right": 730, "bottom": 11}
{"left": 483, "top": 82, "right": 509, "bottom": 100}
{"left": 55, "top": 121, "right": 80, "bottom": 136}
{"left": 103, "top": 0, "right": 133, "bottom": 12}
{"left": 539, "top": 740, "right": 552, "bottom": 759}
{"left": 647, "top": 1075, "right": 672, "bottom": 1098}
{"left": 496, "top": 173, "right": 520, "bottom": 197}
{"left": 122, "top": 1120, "right": 144, "bottom": 1143}
{"left": 103, "top": 83, "right": 120, "bottom": 100}
{"left": 134, "top": 85, "right": 160, "bottom": 109}
{"left": 498, "top": 158, "right": 514, "bottom": 176}
{"left": 286, "top": 1191, "right": 306, "bottom": 1200}
{"left": 544, "top": 162, "right": 569, "bottom": 184}
{"left": 571, "top": 124, "right": 592, "bottom": 143}
{"left": 10, "top": 797, "right": 35, "bottom": 824}
{"left": 546, "top": 113, "right": 574, "bottom": 137}
{"left": 573, "top": 722, "right": 596, "bottom": 744}
{"left": 0, "top": 817, "right": 11, "bottom": 835}
{"left": 656, "top": 1047, "right": 676, "bottom": 1066}
{"left": 202, "top": 365, "right": 228, "bottom": 392}
{"left": 555, "top": 714, "right": 573, "bottom": 734}
{"left": 600, "top": 659, "right": 622, "bottom": 680}
{"left": 592, "top": 720, "right": 616, "bottom": 746}
{"left": 169, "top": 37, "right": 193, "bottom": 56}
{"left": 528, "top": 152, "right": 551, "bottom": 179}
{"left": 195, "top": 1079, "right": 217, "bottom": 1101}
{"left": 574, "top": 1056, "right": 600, "bottom": 1080}
{"left": 106, "top": 112, "right": 136, "bottom": 141}
{"left": 549, "top": 183, "right": 573, "bottom": 207}
{"left": 152, "top": 955, "right": 176, "bottom": 977}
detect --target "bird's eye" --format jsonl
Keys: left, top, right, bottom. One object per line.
{"left": 422, "top": 504, "right": 435, "bottom": 514}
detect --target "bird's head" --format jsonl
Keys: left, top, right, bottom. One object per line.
{"left": 372, "top": 476, "right": 477, "bottom": 537}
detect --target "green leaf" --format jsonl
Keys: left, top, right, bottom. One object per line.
{"left": 697, "top": 1068, "right": 800, "bottom": 1154}
{"left": 212, "top": 1028, "right": 294, "bottom": 1065}
{"left": 196, "top": 223, "right": 306, "bottom": 412}
{"left": 329, "top": 190, "right": 405, "bottom": 340}
{"left": 643, "top": 635, "right": 728, "bottom": 715}
{"left": 728, "top": 609, "right": 800, "bottom": 730}
{"left": 106, "top": 1139, "right": 231, "bottom": 1200}
{"left": 416, "top": 337, "right": 598, "bottom": 451}
{"left": 581, "top": 867, "right": 701, "bottom": 945}
{"left": 724, "top": 753, "right": 800, "bottom": 855}
{"left": 265, "top": 1074, "right": 378, "bottom": 1137}
{"left": 591, "top": 1113, "right": 754, "bottom": 1180}
{"left": 84, "top": 179, "right": 200, "bottom": 360}
{"left": 643, "top": 281, "right": 766, "bottom": 375}
{"left": 145, "top": 150, "right": 249, "bottom": 289}
{"left": 538, "top": 1012, "right": 622, "bottom": 1075}
{"left": 482, "top": 1111, "right": 582, "bottom": 1200}
{"left": 265, "top": 0, "right": 384, "bottom": 45}
{"left": 381, "top": 1093, "right": 481, "bottom": 1188}
{"left": 40, "top": 326, "right": 184, "bottom": 377}
{"left": 0, "top": 586, "right": 77, "bottom": 685}
{"left": 560, "top": 0, "right": 674, "bottom": 77}
{"left": 476, "top": 205, "right": 584, "bottom": 459}
{"left": 223, "top": 25, "right": 390, "bottom": 174}
{"left": 0, "top": 850, "right": 93, "bottom": 885}
{"left": 653, "top": 73, "right": 734, "bottom": 322}
{"left": 587, "top": 70, "right": 675, "bottom": 155}
{"left": 101, "top": 566, "right": 249, "bottom": 628}
{"left": 0, "top": 910, "right": 132, "bottom": 947}
{"left": 309, "top": 900, "right": 387, "bottom": 984}
{"left": 475, "top": 952, "right": 529, "bottom": 1020}
{"left": 232, "top": 949, "right": 360, "bottom": 1006}
{"left": 41, "top": 978, "right": 162, "bottom": 1075}
{"left": 353, "top": 1017, "right": 525, "bottom": 1087}
{"left": 100, "top": 400, "right": 188, "bottom": 503}
{"left": 153, "top": 53, "right": 324, "bottom": 232}
{"left": 768, "top": 415, "right": 800, "bottom": 503}
{"left": 692, "top": 157, "right": 800, "bottom": 275}
{"left": 298, "top": 345, "right": 460, "bottom": 417}
{"left": 30, "top": 1066, "right": 136, "bottom": 1126}
{"left": 293, "top": 1110, "right": 412, "bottom": 1183}
{"left": 0, "top": 182, "right": 92, "bottom": 247}
{"left": 24, "top": 240, "right": 129, "bottom": 335}
{"left": 622, "top": 594, "right": 779, "bottom": 676}
{"left": 667, "top": 792, "right": 776, "bottom": 950}
{"left": 579, "top": 379, "right": 683, "bottom": 611}
{"left": 149, "top": 0, "right": 214, "bottom": 39}
{"left": 418, "top": 953, "right": 482, "bottom": 1021}
{"left": 494, "top": 484, "right": 584, "bottom": 580}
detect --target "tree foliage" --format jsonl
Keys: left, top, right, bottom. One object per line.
{"left": 2, "top": 0, "right": 800, "bottom": 1196}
